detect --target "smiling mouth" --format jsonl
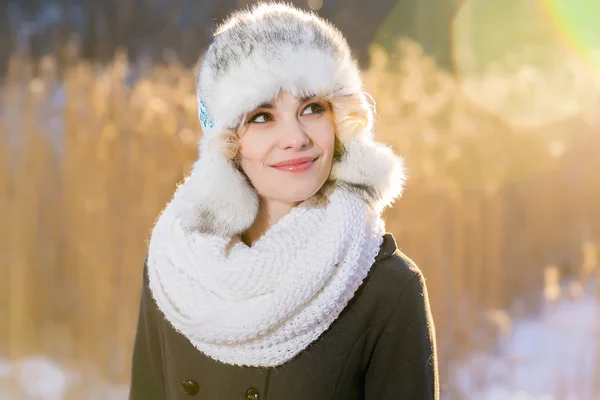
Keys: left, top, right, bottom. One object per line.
{"left": 271, "top": 156, "right": 318, "bottom": 172}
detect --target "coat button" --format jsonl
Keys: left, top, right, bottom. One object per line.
{"left": 245, "top": 386, "right": 260, "bottom": 399}
{"left": 181, "top": 379, "right": 200, "bottom": 396}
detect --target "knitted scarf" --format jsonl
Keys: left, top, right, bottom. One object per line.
{"left": 147, "top": 187, "right": 386, "bottom": 367}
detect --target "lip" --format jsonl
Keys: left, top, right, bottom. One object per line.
{"left": 271, "top": 156, "right": 318, "bottom": 172}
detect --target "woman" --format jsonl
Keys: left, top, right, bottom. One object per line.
{"left": 129, "top": 2, "right": 438, "bottom": 399}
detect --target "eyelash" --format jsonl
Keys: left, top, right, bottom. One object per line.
{"left": 247, "top": 102, "right": 326, "bottom": 124}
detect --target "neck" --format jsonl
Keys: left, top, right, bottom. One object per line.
{"left": 241, "top": 197, "right": 300, "bottom": 246}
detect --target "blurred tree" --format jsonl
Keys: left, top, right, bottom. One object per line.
{"left": 373, "top": 0, "right": 461, "bottom": 72}
{"left": 0, "top": 1, "right": 405, "bottom": 67}
{"left": 318, "top": 0, "right": 398, "bottom": 66}
{"left": 0, "top": 0, "right": 459, "bottom": 74}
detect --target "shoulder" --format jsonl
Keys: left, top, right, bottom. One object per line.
{"left": 370, "top": 233, "right": 423, "bottom": 286}
{"left": 369, "top": 249, "right": 425, "bottom": 302}
{"left": 369, "top": 233, "right": 425, "bottom": 297}
{"left": 375, "top": 247, "right": 422, "bottom": 281}
{"left": 355, "top": 240, "right": 428, "bottom": 327}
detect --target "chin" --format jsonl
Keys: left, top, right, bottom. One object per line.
{"left": 275, "top": 185, "right": 321, "bottom": 204}
{"left": 264, "top": 176, "right": 327, "bottom": 204}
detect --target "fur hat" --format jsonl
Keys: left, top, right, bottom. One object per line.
{"left": 171, "top": 2, "right": 406, "bottom": 238}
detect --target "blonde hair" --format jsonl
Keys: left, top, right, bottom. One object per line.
{"left": 220, "top": 90, "right": 375, "bottom": 166}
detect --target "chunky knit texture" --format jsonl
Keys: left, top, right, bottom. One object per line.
{"left": 147, "top": 187, "right": 385, "bottom": 367}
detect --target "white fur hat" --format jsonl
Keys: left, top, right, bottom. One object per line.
{"left": 171, "top": 1, "right": 406, "bottom": 237}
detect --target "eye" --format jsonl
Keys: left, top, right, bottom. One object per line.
{"left": 302, "top": 102, "right": 326, "bottom": 115}
{"left": 247, "top": 112, "right": 273, "bottom": 124}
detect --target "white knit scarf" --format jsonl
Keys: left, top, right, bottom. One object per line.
{"left": 147, "top": 187, "right": 386, "bottom": 367}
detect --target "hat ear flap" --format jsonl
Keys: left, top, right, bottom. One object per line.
{"left": 169, "top": 137, "right": 259, "bottom": 237}
{"left": 332, "top": 134, "right": 406, "bottom": 213}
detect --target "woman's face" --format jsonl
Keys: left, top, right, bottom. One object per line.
{"left": 237, "top": 91, "right": 335, "bottom": 205}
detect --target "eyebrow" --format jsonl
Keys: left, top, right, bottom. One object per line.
{"left": 255, "top": 95, "right": 317, "bottom": 110}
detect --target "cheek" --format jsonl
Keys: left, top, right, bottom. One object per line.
{"left": 312, "top": 123, "right": 336, "bottom": 161}
{"left": 238, "top": 132, "right": 272, "bottom": 168}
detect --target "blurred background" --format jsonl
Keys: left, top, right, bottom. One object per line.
{"left": 1, "top": 0, "right": 599, "bottom": 399}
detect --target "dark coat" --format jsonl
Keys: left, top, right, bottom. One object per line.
{"left": 129, "top": 233, "right": 439, "bottom": 399}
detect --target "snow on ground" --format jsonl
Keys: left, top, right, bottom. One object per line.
{"left": 453, "top": 281, "right": 600, "bottom": 400}
{"left": 0, "top": 356, "right": 128, "bottom": 400}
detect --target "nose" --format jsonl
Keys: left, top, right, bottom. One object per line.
{"left": 277, "top": 117, "right": 310, "bottom": 150}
